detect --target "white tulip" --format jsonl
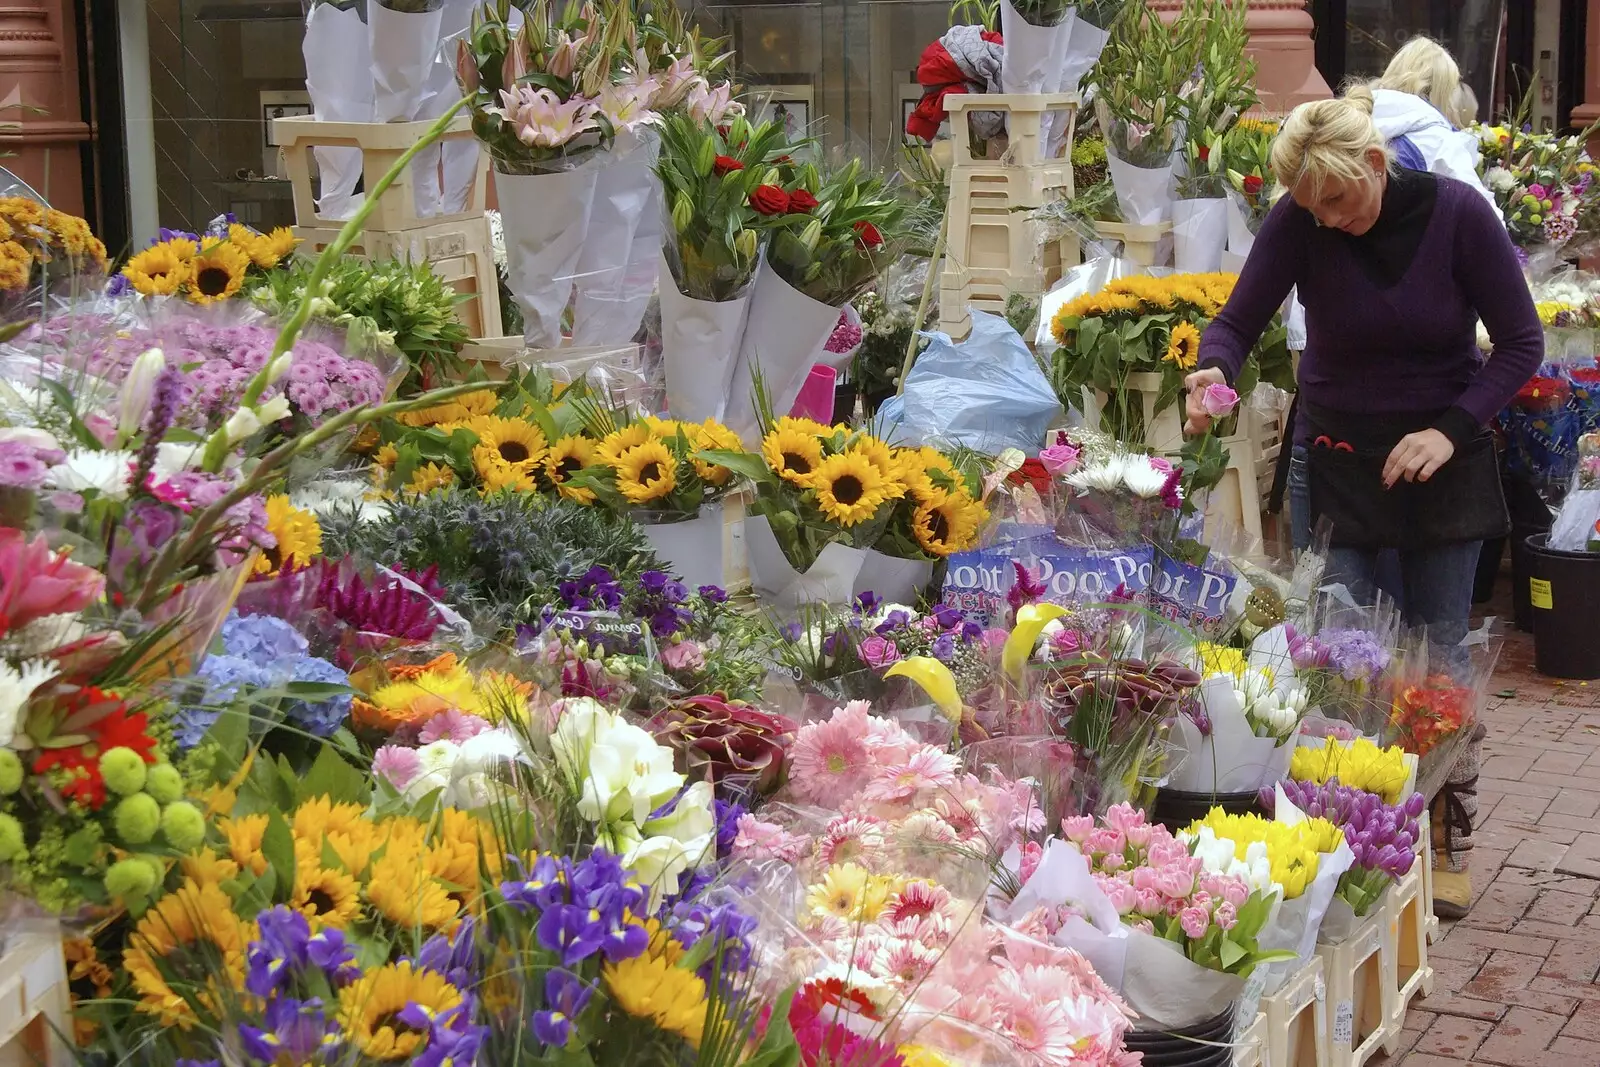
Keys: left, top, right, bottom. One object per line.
{"left": 642, "top": 780, "right": 715, "bottom": 844}
{"left": 223, "top": 407, "right": 262, "bottom": 445}
{"left": 255, "top": 396, "right": 291, "bottom": 424}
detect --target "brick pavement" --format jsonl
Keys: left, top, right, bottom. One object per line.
{"left": 1378, "top": 622, "right": 1600, "bottom": 1066}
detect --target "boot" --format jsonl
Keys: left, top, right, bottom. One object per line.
{"left": 1432, "top": 858, "right": 1471, "bottom": 921}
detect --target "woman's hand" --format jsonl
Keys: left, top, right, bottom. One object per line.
{"left": 1382, "top": 428, "right": 1455, "bottom": 488}
{"left": 1182, "top": 368, "right": 1229, "bottom": 435}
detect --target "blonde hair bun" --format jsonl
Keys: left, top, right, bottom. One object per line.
{"left": 1378, "top": 36, "right": 1463, "bottom": 120}
{"left": 1270, "top": 93, "right": 1390, "bottom": 200}
{"left": 1342, "top": 83, "right": 1376, "bottom": 115}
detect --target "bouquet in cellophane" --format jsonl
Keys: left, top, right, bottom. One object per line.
{"left": 1383, "top": 622, "right": 1503, "bottom": 802}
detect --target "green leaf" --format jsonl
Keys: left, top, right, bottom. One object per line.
{"left": 260, "top": 813, "right": 297, "bottom": 903}
{"left": 1218, "top": 937, "right": 1247, "bottom": 969}
{"left": 280, "top": 681, "right": 357, "bottom": 701}
{"left": 299, "top": 745, "right": 372, "bottom": 807}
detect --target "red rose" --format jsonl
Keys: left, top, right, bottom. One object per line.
{"left": 1242, "top": 174, "right": 1264, "bottom": 195}
{"left": 749, "top": 185, "right": 791, "bottom": 215}
{"left": 776, "top": 155, "right": 793, "bottom": 165}
{"left": 1197, "top": 144, "right": 1210, "bottom": 162}
{"left": 853, "top": 220, "right": 884, "bottom": 248}
{"left": 713, "top": 155, "right": 744, "bottom": 176}
{"left": 788, "top": 189, "right": 819, "bottom": 213}
{"left": 1008, "top": 457, "right": 1051, "bottom": 494}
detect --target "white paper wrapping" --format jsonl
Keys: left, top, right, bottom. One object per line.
{"left": 1051, "top": 18, "right": 1109, "bottom": 156}
{"left": 411, "top": 2, "right": 478, "bottom": 217}
{"left": 1286, "top": 288, "right": 1307, "bottom": 351}
{"left": 496, "top": 162, "right": 601, "bottom": 348}
{"left": 1173, "top": 197, "right": 1229, "bottom": 273}
{"left": 303, "top": 3, "right": 374, "bottom": 220}
{"left": 744, "top": 515, "right": 865, "bottom": 615}
{"left": 658, "top": 250, "right": 751, "bottom": 423}
{"left": 853, "top": 550, "right": 934, "bottom": 604}
{"left": 727, "top": 262, "right": 843, "bottom": 445}
{"left": 1226, "top": 195, "right": 1256, "bottom": 256}
{"left": 612, "top": 130, "right": 664, "bottom": 339}
{"left": 999, "top": 0, "right": 1073, "bottom": 150}
{"left": 1256, "top": 785, "right": 1357, "bottom": 994}
{"left": 1168, "top": 676, "right": 1297, "bottom": 792}
{"left": 571, "top": 134, "right": 659, "bottom": 346}
{"left": 815, "top": 302, "right": 863, "bottom": 372}
{"left": 369, "top": 3, "right": 446, "bottom": 124}
{"left": 1220, "top": 249, "right": 1248, "bottom": 273}
{"left": 1106, "top": 149, "right": 1175, "bottom": 225}
{"left": 637, "top": 504, "right": 725, "bottom": 592}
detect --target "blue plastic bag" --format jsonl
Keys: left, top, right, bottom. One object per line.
{"left": 871, "top": 309, "right": 1062, "bottom": 456}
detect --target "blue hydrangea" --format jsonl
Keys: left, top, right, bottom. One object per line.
{"left": 283, "top": 654, "right": 353, "bottom": 738}
{"left": 220, "top": 612, "right": 308, "bottom": 666}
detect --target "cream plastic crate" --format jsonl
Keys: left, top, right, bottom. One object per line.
{"left": 0, "top": 933, "right": 71, "bottom": 1067}
{"left": 943, "top": 91, "right": 1081, "bottom": 168}
{"left": 1234, "top": 1011, "right": 1268, "bottom": 1067}
{"left": 1385, "top": 862, "right": 1433, "bottom": 1043}
{"left": 1244, "top": 396, "right": 1288, "bottom": 505}
{"left": 1096, "top": 220, "right": 1173, "bottom": 268}
{"left": 1262, "top": 956, "right": 1328, "bottom": 1067}
{"left": 275, "top": 115, "right": 489, "bottom": 234}
{"left": 1315, "top": 906, "right": 1395, "bottom": 1067}
{"left": 1420, "top": 813, "right": 1440, "bottom": 944}
{"left": 294, "top": 217, "right": 503, "bottom": 341}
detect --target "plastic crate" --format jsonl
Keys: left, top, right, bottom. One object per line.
{"left": 293, "top": 216, "right": 502, "bottom": 341}
{"left": 0, "top": 933, "right": 71, "bottom": 1067}
{"left": 1096, "top": 220, "right": 1173, "bottom": 268}
{"left": 1262, "top": 956, "right": 1328, "bottom": 1067}
{"left": 1234, "top": 1010, "right": 1268, "bottom": 1067}
{"left": 1385, "top": 862, "right": 1433, "bottom": 1044}
{"left": 275, "top": 115, "right": 489, "bottom": 234}
{"left": 1315, "top": 906, "right": 1395, "bottom": 1067}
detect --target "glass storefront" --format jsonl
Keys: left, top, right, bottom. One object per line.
{"left": 1342, "top": 0, "right": 1506, "bottom": 115}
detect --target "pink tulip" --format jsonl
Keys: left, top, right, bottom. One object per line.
{"left": 1179, "top": 905, "right": 1211, "bottom": 939}
{"left": 1199, "top": 382, "right": 1240, "bottom": 418}
{"left": 1214, "top": 901, "right": 1238, "bottom": 930}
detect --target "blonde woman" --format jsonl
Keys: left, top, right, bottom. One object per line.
{"left": 1183, "top": 88, "right": 1541, "bottom": 920}
{"left": 1368, "top": 36, "right": 1499, "bottom": 216}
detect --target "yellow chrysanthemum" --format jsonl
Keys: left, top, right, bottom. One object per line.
{"left": 806, "top": 451, "right": 892, "bottom": 527}
{"left": 690, "top": 419, "right": 742, "bottom": 486}
{"left": 186, "top": 240, "right": 251, "bottom": 305}
{"left": 395, "top": 389, "right": 498, "bottom": 427}
{"left": 596, "top": 422, "right": 654, "bottom": 466}
{"left": 602, "top": 920, "right": 709, "bottom": 1048}
{"left": 614, "top": 439, "right": 677, "bottom": 504}
{"left": 221, "top": 813, "right": 269, "bottom": 876}
{"left": 405, "top": 462, "right": 456, "bottom": 494}
{"left": 122, "top": 239, "right": 194, "bottom": 297}
{"left": 339, "top": 961, "right": 464, "bottom": 1061}
{"left": 256, "top": 494, "right": 322, "bottom": 576}
{"left": 912, "top": 487, "right": 987, "bottom": 557}
{"left": 545, "top": 434, "right": 597, "bottom": 503}
{"left": 0, "top": 240, "right": 32, "bottom": 290}
{"left": 762, "top": 424, "right": 826, "bottom": 485}
{"left": 0, "top": 197, "right": 45, "bottom": 227}
{"left": 124, "top": 880, "right": 255, "bottom": 1029}
{"left": 293, "top": 860, "right": 364, "bottom": 928}
{"left": 1165, "top": 321, "right": 1202, "bottom": 370}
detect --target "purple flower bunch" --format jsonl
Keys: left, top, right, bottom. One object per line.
{"left": 314, "top": 560, "right": 443, "bottom": 643}
{"left": 558, "top": 565, "right": 624, "bottom": 611}
{"left": 500, "top": 850, "right": 653, "bottom": 1048}
{"left": 1320, "top": 628, "right": 1392, "bottom": 683}
{"left": 1284, "top": 623, "right": 1332, "bottom": 670}
{"left": 1267, "top": 777, "right": 1427, "bottom": 915}
{"left": 824, "top": 312, "right": 863, "bottom": 355}
{"left": 553, "top": 565, "right": 705, "bottom": 639}
{"left": 0, "top": 434, "right": 64, "bottom": 489}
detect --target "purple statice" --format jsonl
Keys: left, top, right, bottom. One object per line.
{"left": 558, "top": 565, "right": 623, "bottom": 612}
{"left": 0, "top": 438, "right": 58, "bottom": 489}
{"left": 157, "top": 226, "right": 199, "bottom": 244}
{"left": 1320, "top": 628, "right": 1391, "bottom": 682}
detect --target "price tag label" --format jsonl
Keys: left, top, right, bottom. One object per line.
{"left": 1333, "top": 1000, "right": 1355, "bottom": 1047}
{"left": 1531, "top": 577, "right": 1553, "bottom": 609}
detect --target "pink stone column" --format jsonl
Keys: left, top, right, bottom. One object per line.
{"left": 1572, "top": 0, "right": 1600, "bottom": 156}
{"left": 0, "top": 0, "right": 90, "bottom": 214}
{"left": 1152, "top": 0, "right": 1331, "bottom": 115}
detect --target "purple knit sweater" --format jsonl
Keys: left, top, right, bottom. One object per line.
{"left": 1198, "top": 175, "right": 1542, "bottom": 447}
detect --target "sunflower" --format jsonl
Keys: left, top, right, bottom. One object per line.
{"left": 292, "top": 860, "right": 364, "bottom": 928}
{"left": 847, "top": 438, "right": 905, "bottom": 499}
{"left": 613, "top": 439, "right": 677, "bottom": 504}
{"left": 180, "top": 848, "right": 241, "bottom": 887}
{"left": 339, "top": 961, "right": 464, "bottom": 1061}
{"left": 256, "top": 494, "right": 322, "bottom": 576}
{"left": 124, "top": 880, "right": 255, "bottom": 1028}
{"left": 122, "top": 239, "right": 194, "bottom": 297}
{"left": 185, "top": 240, "right": 250, "bottom": 305}
{"left": 473, "top": 417, "right": 547, "bottom": 492}
{"left": 602, "top": 920, "right": 708, "bottom": 1048}
{"left": 761, "top": 424, "right": 825, "bottom": 485}
{"left": 911, "top": 487, "right": 988, "bottom": 557}
{"left": 395, "top": 389, "right": 498, "bottom": 428}
{"left": 1165, "top": 320, "right": 1202, "bottom": 370}
{"left": 806, "top": 451, "right": 892, "bottom": 526}
{"left": 691, "top": 419, "right": 742, "bottom": 485}
{"left": 365, "top": 836, "right": 462, "bottom": 931}
{"left": 405, "top": 462, "right": 456, "bottom": 494}
{"left": 291, "top": 796, "right": 368, "bottom": 843}
{"left": 773, "top": 415, "right": 833, "bottom": 438}
{"left": 596, "top": 422, "right": 654, "bottom": 466}
{"left": 644, "top": 415, "right": 688, "bottom": 440}
{"left": 545, "top": 435, "right": 597, "bottom": 503}
{"left": 221, "top": 813, "right": 269, "bottom": 876}
{"left": 231, "top": 223, "right": 298, "bottom": 269}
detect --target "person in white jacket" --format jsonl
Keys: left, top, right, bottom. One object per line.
{"left": 1366, "top": 37, "right": 1501, "bottom": 218}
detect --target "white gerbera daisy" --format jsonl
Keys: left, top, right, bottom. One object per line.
{"left": 0, "top": 658, "right": 60, "bottom": 748}
{"left": 48, "top": 449, "right": 134, "bottom": 500}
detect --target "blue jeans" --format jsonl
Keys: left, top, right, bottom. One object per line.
{"left": 1288, "top": 446, "right": 1476, "bottom": 642}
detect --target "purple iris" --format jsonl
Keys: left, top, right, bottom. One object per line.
{"left": 536, "top": 904, "right": 609, "bottom": 966}
{"left": 305, "top": 925, "right": 359, "bottom": 986}
{"left": 245, "top": 906, "right": 313, "bottom": 997}
{"left": 238, "top": 996, "right": 330, "bottom": 1063}
{"left": 501, "top": 854, "right": 570, "bottom": 914}
{"left": 714, "top": 798, "right": 746, "bottom": 859}
{"left": 669, "top": 899, "right": 759, "bottom": 982}
{"left": 406, "top": 997, "right": 488, "bottom": 1067}
{"left": 414, "top": 918, "right": 477, "bottom": 990}
{"left": 532, "top": 969, "right": 595, "bottom": 1048}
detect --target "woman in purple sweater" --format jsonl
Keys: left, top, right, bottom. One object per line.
{"left": 1183, "top": 87, "right": 1541, "bottom": 918}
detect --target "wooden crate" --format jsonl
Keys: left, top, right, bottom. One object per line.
{"left": 1234, "top": 1010, "right": 1268, "bottom": 1067}
{"left": 0, "top": 933, "right": 71, "bottom": 1067}
{"left": 274, "top": 115, "right": 489, "bottom": 234}
{"left": 294, "top": 216, "right": 502, "bottom": 341}
{"left": 1315, "top": 906, "right": 1395, "bottom": 1067}
{"left": 1262, "top": 957, "right": 1328, "bottom": 1067}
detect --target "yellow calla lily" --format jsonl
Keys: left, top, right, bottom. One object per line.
{"left": 883, "top": 656, "right": 963, "bottom": 725}
{"left": 1002, "top": 602, "right": 1071, "bottom": 682}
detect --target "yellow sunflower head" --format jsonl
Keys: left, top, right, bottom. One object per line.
{"left": 256, "top": 494, "right": 322, "bottom": 576}
{"left": 806, "top": 451, "right": 893, "bottom": 526}
{"left": 338, "top": 961, "right": 464, "bottom": 1061}
{"left": 221, "top": 813, "right": 270, "bottom": 876}
{"left": 364, "top": 837, "right": 463, "bottom": 931}
{"left": 292, "top": 859, "right": 364, "bottom": 929}
{"left": 596, "top": 422, "right": 654, "bottom": 466}
{"left": 405, "top": 462, "right": 456, "bottom": 494}
{"left": 912, "top": 487, "right": 988, "bottom": 557}
{"left": 545, "top": 434, "right": 598, "bottom": 503}
{"left": 232, "top": 224, "right": 298, "bottom": 269}
{"left": 691, "top": 419, "right": 742, "bottom": 486}
{"left": 847, "top": 438, "right": 905, "bottom": 500}
{"left": 602, "top": 919, "right": 709, "bottom": 1048}
{"left": 472, "top": 417, "right": 548, "bottom": 492}
{"left": 761, "top": 424, "right": 825, "bottom": 486}
{"left": 124, "top": 879, "right": 255, "bottom": 1029}
{"left": 186, "top": 240, "right": 251, "bottom": 305}
{"left": 614, "top": 439, "right": 678, "bottom": 504}
{"left": 123, "top": 238, "right": 194, "bottom": 297}
{"left": 395, "top": 390, "right": 499, "bottom": 428}
{"left": 1165, "top": 320, "right": 1202, "bottom": 370}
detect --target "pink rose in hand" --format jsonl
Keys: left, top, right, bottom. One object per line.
{"left": 1199, "top": 383, "right": 1240, "bottom": 418}
{"left": 1039, "top": 442, "right": 1082, "bottom": 475}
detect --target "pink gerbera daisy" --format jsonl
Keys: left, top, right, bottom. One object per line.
{"left": 372, "top": 744, "right": 423, "bottom": 790}
{"left": 418, "top": 707, "right": 492, "bottom": 744}
{"left": 819, "top": 814, "right": 889, "bottom": 867}
{"left": 884, "top": 879, "right": 953, "bottom": 925}
{"left": 861, "top": 747, "right": 960, "bottom": 804}
{"left": 877, "top": 938, "right": 942, "bottom": 986}
{"left": 991, "top": 982, "right": 1078, "bottom": 1061}
{"left": 788, "top": 707, "right": 875, "bottom": 804}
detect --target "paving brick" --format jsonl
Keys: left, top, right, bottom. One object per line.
{"left": 1414, "top": 1015, "right": 1493, "bottom": 1058}
{"left": 1545, "top": 789, "right": 1600, "bottom": 819}
{"left": 1460, "top": 881, "right": 1540, "bottom": 933}
{"left": 1561, "top": 998, "right": 1600, "bottom": 1042}
{"left": 1463, "top": 951, "right": 1546, "bottom": 1004}
{"left": 1528, "top": 889, "right": 1598, "bottom": 927}
{"left": 1506, "top": 836, "right": 1571, "bottom": 871}
{"left": 1474, "top": 1006, "right": 1566, "bottom": 1065}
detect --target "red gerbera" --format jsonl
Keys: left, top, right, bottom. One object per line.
{"left": 31, "top": 694, "right": 155, "bottom": 810}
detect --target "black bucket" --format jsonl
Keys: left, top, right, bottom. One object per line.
{"left": 1512, "top": 532, "right": 1539, "bottom": 632}
{"left": 1124, "top": 1010, "right": 1235, "bottom": 1066}
{"left": 831, "top": 379, "right": 857, "bottom": 426}
{"left": 1527, "top": 532, "right": 1600, "bottom": 679}
{"left": 1149, "top": 788, "right": 1263, "bottom": 831}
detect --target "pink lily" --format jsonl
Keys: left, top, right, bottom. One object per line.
{"left": 492, "top": 86, "right": 600, "bottom": 148}
{"left": 501, "top": 28, "right": 530, "bottom": 93}
{"left": 598, "top": 80, "right": 659, "bottom": 133}
{"left": 651, "top": 55, "right": 699, "bottom": 109}
{"left": 547, "top": 32, "right": 580, "bottom": 79}
{"left": 685, "top": 80, "right": 743, "bottom": 125}
{"left": 455, "top": 38, "right": 480, "bottom": 95}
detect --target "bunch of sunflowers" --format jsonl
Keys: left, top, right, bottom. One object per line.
{"left": 120, "top": 222, "right": 298, "bottom": 304}
{"left": 0, "top": 196, "right": 108, "bottom": 292}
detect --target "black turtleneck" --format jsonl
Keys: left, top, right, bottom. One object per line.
{"left": 1345, "top": 166, "right": 1438, "bottom": 290}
